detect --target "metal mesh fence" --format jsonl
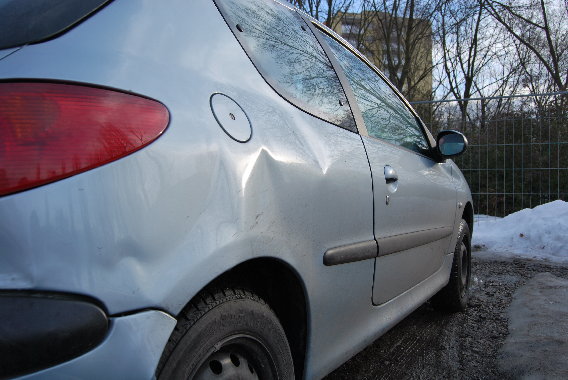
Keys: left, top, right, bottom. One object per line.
{"left": 412, "top": 92, "right": 568, "bottom": 217}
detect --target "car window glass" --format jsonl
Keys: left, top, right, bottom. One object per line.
{"left": 215, "top": 0, "right": 356, "bottom": 132}
{"left": 321, "top": 33, "right": 429, "bottom": 153}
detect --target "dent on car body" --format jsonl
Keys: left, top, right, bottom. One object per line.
{"left": 0, "top": 0, "right": 473, "bottom": 378}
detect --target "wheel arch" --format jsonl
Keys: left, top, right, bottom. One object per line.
{"left": 165, "top": 257, "right": 309, "bottom": 379}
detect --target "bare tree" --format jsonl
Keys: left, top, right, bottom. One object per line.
{"left": 437, "top": 0, "right": 490, "bottom": 125}
{"left": 287, "top": 0, "right": 566, "bottom": 126}
{"left": 288, "top": 0, "right": 356, "bottom": 26}
{"left": 485, "top": 0, "right": 568, "bottom": 93}
{"left": 372, "top": 0, "right": 440, "bottom": 102}
{"left": 434, "top": 0, "right": 524, "bottom": 126}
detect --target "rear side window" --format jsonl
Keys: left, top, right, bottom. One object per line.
{"left": 321, "top": 33, "right": 430, "bottom": 153}
{"left": 215, "top": 0, "right": 356, "bottom": 132}
{"left": 0, "top": 0, "right": 110, "bottom": 50}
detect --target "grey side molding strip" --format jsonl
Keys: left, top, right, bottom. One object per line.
{"left": 323, "top": 240, "right": 378, "bottom": 266}
{"left": 377, "top": 227, "right": 453, "bottom": 257}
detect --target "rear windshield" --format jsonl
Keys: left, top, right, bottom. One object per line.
{"left": 0, "top": 0, "right": 111, "bottom": 50}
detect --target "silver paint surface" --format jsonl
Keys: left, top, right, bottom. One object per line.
{"left": 0, "top": 0, "right": 472, "bottom": 378}
{"left": 362, "top": 136, "right": 457, "bottom": 305}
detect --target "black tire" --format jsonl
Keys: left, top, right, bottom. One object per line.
{"left": 157, "top": 288, "right": 294, "bottom": 380}
{"left": 431, "top": 219, "right": 471, "bottom": 312}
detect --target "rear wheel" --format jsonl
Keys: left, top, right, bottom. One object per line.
{"left": 431, "top": 219, "right": 471, "bottom": 312}
{"left": 158, "top": 288, "right": 294, "bottom": 380}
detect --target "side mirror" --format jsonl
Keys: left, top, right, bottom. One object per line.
{"left": 436, "top": 130, "right": 468, "bottom": 158}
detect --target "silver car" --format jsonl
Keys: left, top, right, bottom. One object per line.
{"left": 0, "top": 0, "right": 473, "bottom": 378}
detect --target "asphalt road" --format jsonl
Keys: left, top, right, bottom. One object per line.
{"left": 325, "top": 254, "right": 568, "bottom": 379}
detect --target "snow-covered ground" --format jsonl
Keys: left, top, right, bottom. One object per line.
{"left": 472, "top": 200, "right": 568, "bottom": 263}
{"left": 473, "top": 200, "right": 568, "bottom": 378}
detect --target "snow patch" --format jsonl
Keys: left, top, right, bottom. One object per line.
{"left": 499, "top": 273, "right": 568, "bottom": 379}
{"left": 473, "top": 200, "right": 568, "bottom": 263}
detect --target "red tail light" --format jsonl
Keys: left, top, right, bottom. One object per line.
{"left": 0, "top": 82, "right": 169, "bottom": 196}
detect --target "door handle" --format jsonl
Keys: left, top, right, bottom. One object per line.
{"left": 384, "top": 165, "right": 398, "bottom": 183}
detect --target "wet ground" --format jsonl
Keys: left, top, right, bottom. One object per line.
{"left": 325, "top": 254, "right": 568, "bottom": 380}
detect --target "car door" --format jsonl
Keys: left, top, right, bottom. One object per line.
{"left": 320, "top": 33, "right": 458, "bottom": 304}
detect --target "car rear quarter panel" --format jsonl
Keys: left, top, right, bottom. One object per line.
{"left": 0, "top": 0, "right": 386, "bottom": 377}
